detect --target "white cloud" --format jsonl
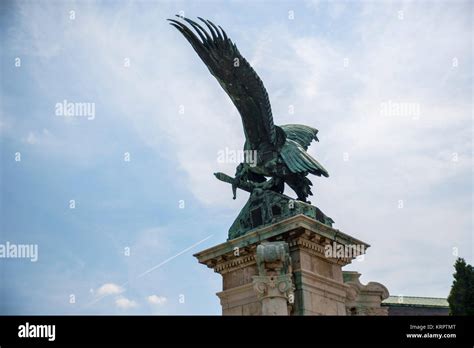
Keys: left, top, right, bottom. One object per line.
{"left": 6, "top": 1, "right": 250, "bottom": 207}
{"left": 96, "top": 283, "right": 124, "bottom": 296}
{"left": 8, "top": 0, "right": 471, "bottom": 208}
{"left": 25, "top": 131, "right": 38, "bottom": 145}
{"left": 5, "top": 0, "right": 471, "bottom": 312}
{"left": 22, "top": 128, "right": 54, "bottom": 145}
{"left": 246, "top": 1, "right": 472, "bottom": 298}
{"left": 147, "top": 295, "right": 167, "bottom": 305}
{"left": 115, "top": 296, "right": 138, "bottom": 309}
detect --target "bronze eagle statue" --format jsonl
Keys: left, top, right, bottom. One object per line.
{"left": 168, "top": 16, "right": 329, "bottom": 203}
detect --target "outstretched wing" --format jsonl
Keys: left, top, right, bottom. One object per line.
{"left": 168, "top": 16, "right": 279, "bottom": 150}
{"left": 280, "top": 124, "right": 319, "bottom": 150}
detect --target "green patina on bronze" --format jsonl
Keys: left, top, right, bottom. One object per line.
{"left": 169, "top": 16, "right": 333, "bottom": 239}
{"left": 228, "top": 190, "right": 333, "bottom": 240}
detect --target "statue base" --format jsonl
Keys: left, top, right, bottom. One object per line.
{"left": 228, "top": 189, "right": 334, "bottom": 240}
{"left": 194, "top": 214, "right": 389, "bottom": 315}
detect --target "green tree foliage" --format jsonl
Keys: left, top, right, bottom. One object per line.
{"left": 447, "top": 258, "right": 474, "bottom": 315}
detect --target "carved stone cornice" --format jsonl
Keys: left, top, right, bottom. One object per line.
{"left": 194, "top": 215, "right": 386, "bottom": 316}
{"left": 288, "top": 235, "right": 354, "bottom": 266}
{"left": 194, "top": 214, "right": 370, "bottom": 269}
{"left": 289, "top": 236, "right": 326, "bottom": 255}
{"left": 214, "top": 254, "right": 256, "bottom": 274}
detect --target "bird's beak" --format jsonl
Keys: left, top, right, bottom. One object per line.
{"left": 315, "top": 136, "right": 319, "bottom": 142}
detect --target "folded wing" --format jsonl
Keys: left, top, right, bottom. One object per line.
{"left": 280, "top": 139, "right": 329, "bottom": 177}
{"left": 280, "top": 124, "right": 319, "bottom": 150}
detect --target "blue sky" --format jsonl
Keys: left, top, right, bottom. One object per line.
{"left": 0, "top": 0, "right": 472, "bottom": 314}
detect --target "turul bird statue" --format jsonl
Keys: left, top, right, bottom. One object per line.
{"left": 168, "top": 16, "right": 329, "bottom": 203}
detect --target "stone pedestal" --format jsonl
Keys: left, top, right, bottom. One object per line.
{"left": 194, "top": 214, "right": 389, "bottom": 315}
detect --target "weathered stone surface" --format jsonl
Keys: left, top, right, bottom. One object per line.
{"left": 252, "top": 241, "right": 294, "bottom": 315}
{"left": 343, "top": 271, "right": 389, "bottom": 316}
{"left": 253, "top": 274, "right": 293, "bottom": 315}
{"left": 195, "top": 214, "right": 388, "bottom": 315}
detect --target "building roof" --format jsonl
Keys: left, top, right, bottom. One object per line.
{"left": 382, "top": 296, "right": 449, "bottom": 308}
